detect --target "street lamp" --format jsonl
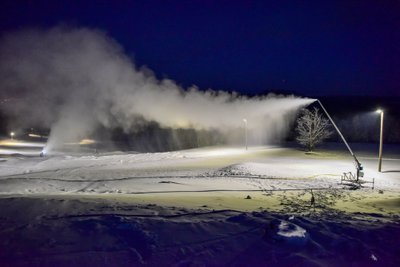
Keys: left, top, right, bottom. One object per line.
{"left": 376, "top": 109, "right": 384, "bottom": 172}
{"left": 10, "top": 132, "right": 15, "bottom": 140}
{"left": 243, "top": 118, "right": 248, "bottom": 150}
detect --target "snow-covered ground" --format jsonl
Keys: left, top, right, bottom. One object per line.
{"left": 1, "top": 142, "right": 399, "bottom": 194}
{"left": 0, "top": 141, "right": 399, "bottom": 266}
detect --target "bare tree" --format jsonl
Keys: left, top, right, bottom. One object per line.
{"left": 296, "top": 107, "right": 332, "bottom": 151}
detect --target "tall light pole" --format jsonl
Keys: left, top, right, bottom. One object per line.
{"left": 243, "top": 118, "right": 248, "bottom": 150}
{"left": 376, "top": 109, "right": 384, "bottom": 172}
{"left": 10, "top": 132, "right": 15, "bottom": 140}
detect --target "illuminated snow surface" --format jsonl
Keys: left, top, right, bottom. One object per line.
{"left": 0, "top": 143, "right": 399, "bottom": 266}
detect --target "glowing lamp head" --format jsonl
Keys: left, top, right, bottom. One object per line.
{"left": 376, "top": 109, "right": 383, "bottom": 114}
{"left": 10, "top": 132, "right": 14, "bottom": 137}
{"left": 243, "top": 118, "right": 247, "bottom": 123}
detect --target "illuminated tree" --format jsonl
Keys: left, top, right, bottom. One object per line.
{"left": 296, "top": 107, "right": 332, "bottom": 151}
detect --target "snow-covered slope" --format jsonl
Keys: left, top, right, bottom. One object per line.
{"left": 0, "top": 145, "right": 399, "bottom": 266}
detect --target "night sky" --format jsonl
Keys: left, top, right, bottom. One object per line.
{"left": 1, "top": 0, "right": 399, "bottom": 97}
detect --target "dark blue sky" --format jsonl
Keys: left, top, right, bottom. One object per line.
{"left": 1, "top": 0, "right": 399, "bottom": 96}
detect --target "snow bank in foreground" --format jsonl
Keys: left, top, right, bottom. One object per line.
{"left": 0, "top": 197, "right": 398, "bottom": 266}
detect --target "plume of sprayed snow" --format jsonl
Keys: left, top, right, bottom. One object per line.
{"left": 0, "top": 27, "right": 315, "bottom": 152}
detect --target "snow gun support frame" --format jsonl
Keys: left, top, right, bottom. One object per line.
{"left": 316, "top": 100, "right": 364, "bottom": 182}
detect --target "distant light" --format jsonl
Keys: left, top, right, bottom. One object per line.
{"left": 376, "top": 109, "right": 383, "bottom": 114}
{"left": 198, "top": 148, "right": 246, "bottom": 157}
{"left": 243, "top": 118, "right": 247, "bottom": 123}
{"left": 0, "top": 140, "right": 45, "bottom": 147}
{"left": 10, "top": 132, "right": 15, "bottom": 136}
{"left": 28, "top": 133, "right": 41, "bottom": 138}
{"left": 79, "top": 139, "right": 96, "bottom": 145}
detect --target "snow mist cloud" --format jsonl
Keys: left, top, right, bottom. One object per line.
{"left": 0, "top": 27, "right": 314, "bottom": 152}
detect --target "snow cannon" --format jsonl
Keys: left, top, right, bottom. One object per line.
{"left": 317, "top": 100, "right": 363, "bottom": 181}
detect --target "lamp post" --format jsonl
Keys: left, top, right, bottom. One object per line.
{"left": 243, "top": 118, "right": 248, "bottom": 150}
{"left": 376, "top": 109, "right": 384, "bottom": 172}
{"left": 10, "top": 132, "right": 15, "bottom": 140}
